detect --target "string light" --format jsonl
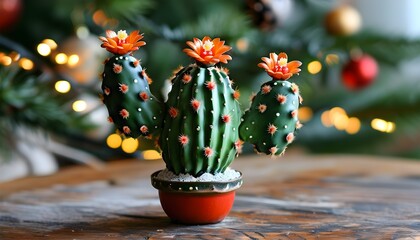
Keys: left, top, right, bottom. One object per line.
{"left": 346, "top": 117, "right": 361, "bottom": 134}
{"left": 121, "top": 138, "right": 139, "bottom": 153}
{"left": 72, "top": 100, "right": 87, "bottom": 112}
{"left": 67, "top": 54, "right": 79, "bottom": 67}
{"left": 106, "top": 134, "right": 122, "bottom": 149}
{"left": 0, "top": 55, "right": 12, "bottom": 66}
{"left": 371, "top": 118, "right": 395, "bottom": 133}
{"left": 55, "top": 80, "right": 71, "bottom": 93}
{"left": 18, "top": 58, "right": 34, "bottom": 70}
{"left": 37, "top": 43, "right": 51, "bottom": 56}
{"left": 307, "top": 60, "right": 322, "bottom": 74}
{"left": 298, "top": 106, "right": 313, "bottom": 123}
{"left": 55, "top": 53, "right": 68, "bottom": 64}
{"left": 143, "top": 150, "right": 161, "bottom": 160}
{"left": 42, "top": 39, "right": 57, "bottom": 50}
{"left": 321, "top": 107, "right": 361, "bottom": 134}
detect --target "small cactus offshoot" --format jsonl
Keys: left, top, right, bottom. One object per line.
{"left": 239, "top": 52, "right": 303, "bottom": 156}
{"left": 99, "top": 30, "right": 162, "bottom": 138}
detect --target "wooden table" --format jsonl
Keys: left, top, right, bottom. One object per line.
{"left": 0, "top": 153, "right": 419, "bottom": 239}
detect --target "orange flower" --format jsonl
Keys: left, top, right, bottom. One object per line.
{"left": 183, "top": 36, "right": 232, "bottom": 66}
{"left": 258, "top": 52, "right": 302, "bottom": 80}
{"left": 99, "top": 30, "right": 146, "bottom": 55}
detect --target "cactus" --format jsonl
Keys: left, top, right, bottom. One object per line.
{"left": 239, "top": 52, "right": 303, "bottom": 156}
{"left": 159, "top": 37, "right": 242, "bottom": 177}
{"left": 98, "top": 29, "right": 304, "bottom": 177}
{"left": 99, "top": 30, "right": 162, "bottom": 138}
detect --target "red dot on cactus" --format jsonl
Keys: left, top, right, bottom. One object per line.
{"left": 258, "top": 104, "right": 267, "bottom": 113}
{"left": 269, "top": 146, "right": 278, "bottom": 155}
{"left": 104, "top": 87, "right": 110, "bottom": 95}
{"left": 204, "top": 147, "right": 214, "bottom": 157}
{"left": 140, "top": 125, "right": 148, "bottom": 134}
{"left": 113, "top": 64, "right": 123, "bottom": 74}
{"left": 291, "top": 110, "right": 298, "bottom": 118}
{"left": 139, "top": 92, "right": 149, "bottom": 101}
{"left": 291, "top": 83, "right": 299, "bottom": 94}
{"left": 179, "top": 135, "right": 189, "bottom": 146}
{"left": 119, "top": 84, "right": 129, "bottom": 93}
{"left": 234, "top": 140, "right": 243, "bottom": 153}
{"left": 286, "top": 133, "right": 295, "bottom": 143}
{"left": 233, "top": 90, "right": 240, "bottom": 100}
{"left": 107, "top": 116, "right": 113, "bottom": 123}
{"left": 120, "top": 109, "right": 129, "bottom": 119}
{"left": 191, "top": 99, "right": 201, "bottom": 112}
{"left": 261, "top": 85, "right": 272, "bottom": 94}
{"left": 123, "top": 126, "right": 131, "bottom": 134}
{"left": 169, "top": 107, "right": 178, "bottom": 118}
{"left": 133, "top": 59, "right": 140, "bottom": 67}
{"left": 183, "top": 74, "right": 192, "bottom": 84}
{"left": 277, "top": 94, "right": 287, "bottom": 104}
{"left": 205, "top": 81, "right": 216, "bottom": 90}
{"left": 267, "top": 124, "right": 278, "bottom": 135}
{"left": 222, "top": 114, "right": 231, "bottom": 123}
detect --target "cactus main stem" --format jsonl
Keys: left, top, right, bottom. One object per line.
{"left": 160, "top": 64, "right": 241, "bottom": 177}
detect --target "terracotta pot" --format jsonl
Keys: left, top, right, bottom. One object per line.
{"left": 151, "top": 170, "right": 243, "bottom": 225}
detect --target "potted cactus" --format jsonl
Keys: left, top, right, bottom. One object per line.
{"left": 99, "top": 30, "right": 302, "bottom": 224}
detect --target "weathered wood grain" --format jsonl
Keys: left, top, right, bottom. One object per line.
{"left": 0, "top": 154, "right": 420, "bottom": 239}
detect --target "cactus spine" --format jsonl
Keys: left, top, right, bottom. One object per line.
{"left": 160, "top": 64, "right": 241, "bottom": 176}
{"left": 239, "top": 52, "right": 303, "bottom": 156}
{"left": 99, "top": 30, "right": 162, "bottom": 138}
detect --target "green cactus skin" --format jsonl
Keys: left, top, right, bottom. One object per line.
{"left": 101, "top": 54, "right": 162, "bottom": 138}
{"left": 159, "top": 64, "right": 242, "bottom": 177}
{"left": 239, "top": 80, "right": 301, "bottom": 156}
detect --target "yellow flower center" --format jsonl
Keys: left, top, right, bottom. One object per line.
{"left": 117, "top": 30, "right": 128, "bottom": 41}
{"left": 203, "top": 40, "right": 214, "bottom": 52}
{"left": 278, "top": 57, "right": 288, "bottom": 66}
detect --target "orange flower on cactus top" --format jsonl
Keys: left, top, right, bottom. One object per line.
{"left": 183, "top": 36, "right": 232, "bottom": 65}
{"left": 258, "top": 52, "right": 302, "bottom": 80}
{"left": 99, "top": 30, "right": 146, "bottom": 55}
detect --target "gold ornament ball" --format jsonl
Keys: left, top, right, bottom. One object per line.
{"left": 325, "top": 5, "right": 362, "bottom": 36}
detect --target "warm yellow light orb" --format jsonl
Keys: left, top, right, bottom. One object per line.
{"left": 55, "top": 80, "right": 71, "bottom": 93}
{"left": 0, "top": 55, "right": 12, "bottom": 66}
{"left": 307, "top": 60, "right": 322, "bottom": 74}
{"left": 121, "top": 138, "right": 139, "bottom": 153}
{"left": 298, "top": 106, "right": 313, "bottom": 123}
{"left": 106, "top": 134, "right": 122, "bottom": 149}
{"left": 19, "top": 58, "right": 34, "bottom": 70}
{"left": 55, "top": 53, "right": 68, "bottom": 64}
{"left": 143, "top": 150, "right": 162, "bottom": 160}
{"left": 67, "top": 54, "right": 80, "bottom": 67}
{"left": 72, "top": 100, "right": 87, "bottom": 112}
{"left": 37, "top": 43, "right": 51, "bottom": 56}
{"left": 345, "top": 117, "right": 361, "bottom": 134}
{"left": 42, "top": 39, "right": 57, "bottom": 50}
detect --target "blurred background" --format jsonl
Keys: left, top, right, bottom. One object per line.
{"left": 1, "top": 0, "right": 420, "bottom": 181}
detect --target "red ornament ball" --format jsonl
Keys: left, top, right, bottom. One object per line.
{"left": 342, "top": 54, "right": 378, "bottom": 90}
{"left": 0, "top": 0, "right": 22, "bottom": 32}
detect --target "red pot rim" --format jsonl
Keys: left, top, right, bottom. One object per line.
{"left": 151, "top": 169, "right": 243, "bottom": 194}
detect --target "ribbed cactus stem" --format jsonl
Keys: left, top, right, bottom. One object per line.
{"left": 160, "top": 64, "right": 241, "bottom": 176}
